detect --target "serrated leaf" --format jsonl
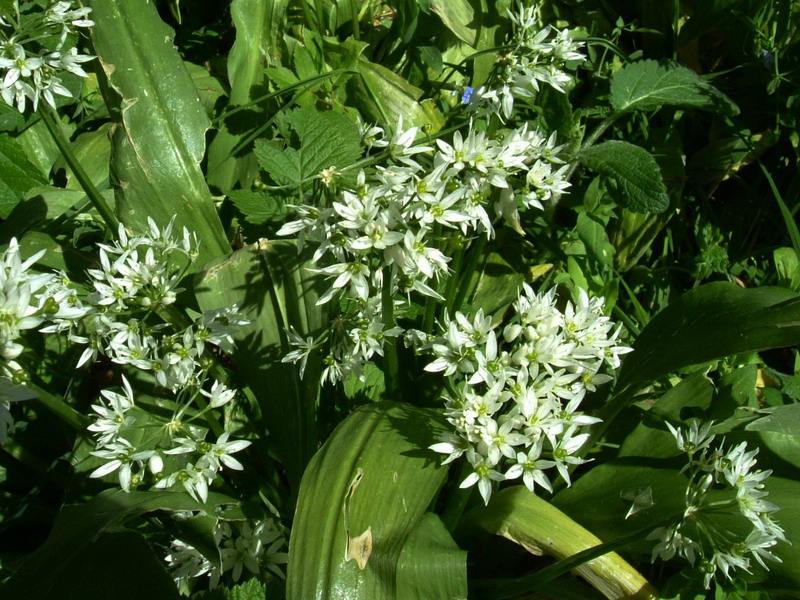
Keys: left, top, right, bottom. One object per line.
{"left": 610, "top": 59, "right": 738, "bottom": 115}
{"left": 579, "top": 141, "right": 669, "bottom": 214}
{"left": 255, "top": 107, "right": 362, "bottom": 189}
{"left": 617, "top": 283, "right": 800, "bottom": 393}
{"left": 0, "top": 134, "right": 47, "bottom": 219}
{"left": 228, "top": 189, "right": 287, "bottom": 224}
{"left": 253, "top": 139, "right": 301, "bottom": 187}
{"left": 286, "top": 402, "right": 453, "bottom": 600}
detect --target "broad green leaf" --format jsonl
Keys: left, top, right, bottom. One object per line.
{"left": 15, "top": 118, "right": 60, "bottom": 175}
{"left": 473, "top": 486, "right": 659, "bottom": 599}
{"left": 610, "top": 60, "right": 738, "bottom": 115}
{"left": 0, "top": 187, "right": 110, "bottom": 244}
{"left": 579, "top": 141, "right": 669, "bottom": 214}
{"left": 395, "top": 513, "right": 468, "bottom": 600}
{"left": 286, "top": 401, "right": 452, "bottom": 600}
{"left": 254, "top": 107, "right": 362, "bottom": 189}
{"left": 0, "top": 134, "right": 47, "bottom": 219}
{"left": 194, "top": 241, "right": 327, "bottom": 493}
{"left": 745, "top": 404, "right": 800, "bottom": 471}
{"left": 53, "top": 122, "right": 112, "bottom": 192}
{"left": 465, "top": 250, "right": 525, "bottom": 326}
{"left": 430, "top": 0, "right": 477, "bottom": 46}
{"left": 553, "top": 462, "right": 689, "bottom": 556}
{"left": 207, "top": 0, "right": 289, "bottom": 190}
{"left": 87, "top": 0, "right": 229, "bottom": 264}
{"left": 228, "top": 189, "right": 288, "bottom": 224}
{"left": 754, "top": 477, "right": 800, "bottom": 585}
{"left": 185, "top": 60, "right": 227, "bottom": 117}
{"left": 343, "top": 362, "right": 385, "bottom": 403}
{"left": 0, "top": 490, "right": 236, "bottom": 599}
{"left": 577, "top": 212, "right": 615, "bottom": 267}
{"left": 617, "top": 283, "right": 800, "bottom": 392}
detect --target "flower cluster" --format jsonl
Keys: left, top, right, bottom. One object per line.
{"left": 165, "top": 516, "right": 288, "bottom": 590}
{"left": 650, "top": 421, "right": 786, "bottom": 588}
{"left": 280, "top": 118, "right": 572, "bottom": 384}
{"left": 0, "top": 1, "right": 95, "bottom": 112}
{"left": 424, "top": 284, "right": 631, "bottom": 504}
{"left": 51, "top": 218, "right": 246, "bottom": 392}
{"left": 466, "top": 1, "right": 585, "bottom": 121}
{"left": 68, "top": 219, "right": 253, "bottom": 502}
{"left": 0, "top": 238, "right": 88, "bottom": 443}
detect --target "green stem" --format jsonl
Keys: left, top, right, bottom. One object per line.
{"left": 564, "top": 114, "right": 620, "bottom": 183}
{"left": 382, "top": 267, "right": 400, "bottom": 397}
{"left": 443, "top": 244, "right": 465, "bottom": 314}
{"left": 39, "top": 106, "right": 119, "bottom": 232}
{"left": 475, "top": 514, "right": 675, "bottom": 598}
{"left": 451, "top": 235, "right": 486, "bottom": 314}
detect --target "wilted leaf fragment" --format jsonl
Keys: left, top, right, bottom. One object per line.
{"left": 610, "top": 59, "right": 738, "bottom": 115}
{"left": 579, "top": 141, "right": 669, "bottom": 214}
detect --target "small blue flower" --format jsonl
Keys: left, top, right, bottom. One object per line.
{"left": 461, "top": 86, "right": 474, "bottom": 104}
{"left": 761, "top": 49, "right": 775, "bottom": 71}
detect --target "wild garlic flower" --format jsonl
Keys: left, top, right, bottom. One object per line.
{"left": 166, "top": 517, "right": 288, "bottom": 590}
{"left": 0, "top": 1, "right": 95, "bottom": 112}
{"left": 650, "top": 422, "right": 786, "bottom": 588}
{"left": 426, "top": 284, "right": 630, "bottom": 504}
{"left": 279, "top": 117, "right": 572, "bottom": 384}
{"left": 466, "top": 1, "right": 585, "bottom": 121}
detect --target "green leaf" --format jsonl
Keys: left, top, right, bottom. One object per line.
{"left": 15, "top": 118, "right": 61, "bottom": 175}
{"left": 418, "top": 46, "right": 443, "bottom": 73}
{"left": 326, "top": 42, "right": 445, "bottom": 132}
{"left": 207, "top": 0, "right": 289, "bottom": 190}
{"left": 774, "top": 247, "right": 800, "bottom": 292}
{"left": 254, "top": 107, "right": 362, "bottom": 189}
{"left": 579, "top": 141, "right": 669, "bottom": 214}
{"left": 286, "top": 402, "right": 453, "bottom": 600}
{"left": 53, "top": 123, "right": 112, "bottom": 192}
{"left": 253, "top": 139, "right": 300, "bottom": 187}
{"left": 0, "top": 187, "right": 88, "bottom": 243}
{"left": 0, "top": 134, "right": 47, "bottom": 219}
{"left": 430, "top": 0, "right": 477, "bottom": 46}
{"left": 194, "top": 241, "right": 327, "bottom": 492}
{"left": 86, "top": 0, "right": 229, "bottom": 265}
{"left": 343, "top": 361, "right": 386, "bottom": 403}
{"left": 185, "top": 60, "right": 227, "bottom": 117}
{"left": 472, "top": 486, "right": 659, "bottom": 599}
{"left": 395, "top": 513, "right": 468, "bottom": 600}
{"left": 0, "top": 490, "right": 236, "bottom": 599}
{"left": 465, "top": 250, "right": 525, "bottom": 326}
{"left": 228, "top": 189, "right": 288, "bottom": 224}
{"left": 617, "top": 283, "right": 800, "bottom": 393}
{"left": 745, "top": 404, "right": 800, "bottom": 471}
{"left": 577, "top": 212, "right": 615, "bottom": 267}
{"left": 610, "top": 59, "right": 738, "bottom": 115}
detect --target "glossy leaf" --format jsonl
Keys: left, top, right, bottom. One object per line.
{"left": 610, "top": 60, "right": 738, "bottom": 115}
{"left": 86, "top": 0, "right": 229, "bottom": 264}
{"left": 286, "top": 401, "right": 454, "bottom": 600}
{"left": 395, "top": 513, "right": 468, "bottom": 600}
{"left": 473, "top": 486, "right": 659, "bottom": 599}
{"left": 194, "top": 241, "right": 327, "bottom": 492}
{"left": 618, "top": 283, "right": 800, "bottom": 392}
